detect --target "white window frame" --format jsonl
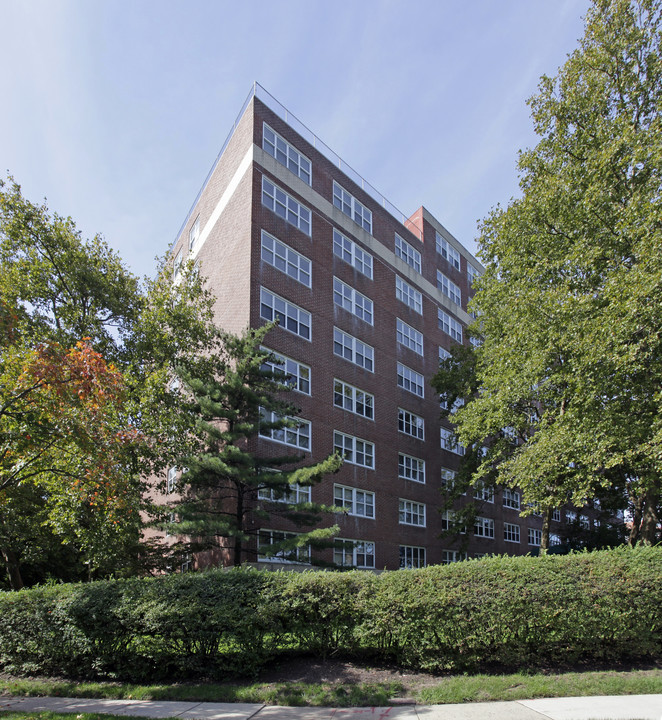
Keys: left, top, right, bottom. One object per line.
{"left": 399, "top": 499, "right": 426, "bottom": 527}
{"left": 441, "top": 510, "right": 465, "bottom": 532}
{"left": 259, "top": 409, "right": 311, "bottom": 451}
{"left": 580, "top": 514, "right": 590, "bottom": 530}
{"left": 395, "top": 276, "right": 423, "bottom": 314}
{"left": 333, "top": 328, "right": 374, "bottom": 372}
{"left": 400, "top": 545, "right": 426, "bottom": 569}
{"left": 396, "top": 318, "right": 424, "bottom": 355}
{"left": 437, "top": 271, "right": 462, "bottom": 306}
{"left": 261, "top": 349, "right": 311, "bottom": 395}
{"left": 332, "top": 229, "right": 373, "bottom": 278}
{"left": 334, "top": 484, "right": 375, "bottom": 519}
{"left": 333, "top": 181, "right": 372, "bottom": 233}
{"left": 261, "top": 230, "right": 311, "bottom": 287}
{"left": 474, "top": 516, "right": 495, "bottom": 538}
{"left": 397, "top": 362, "right": 425, "bottom": 398}
{"left": 473, "top": 482, "right": 495, "bottom": 503}
{"left": 398, "top": 453, "right": 425, "bottom": 483}
{"left": 503, "top": 489, "right": 521, "bottom": 510}
{"left": 438, "top": 309, "right": 463, "bottom": 343}
{"left": 260, "top": 287, "right": 311, "bottom": 340}
{"left": 262, "top": 176, "right": 311, "bottom": 236}
{"left": 441, "top": 428, "right": 466, "bottom": 456}
{"left": 552, "top": 508, "right": 561, "bottom": 522}
{"left": 167, "top": 466, "right": 177, "bottom": 494}
{"left": 333, "top": 379, "right": 374, "bottom": 419}
{"left": 566, "top": 510, "right": 577, "bottom": 523}
{"left": 333, "top": 277, "right": 373, "bottom": 324}
{"left": 395, "top": 233, "right": 421, "bottom": 273}
{"left": 334, "top": 538, "right": 375, "bottom": 568}
{"left": 173, "top": 249, "right": 183, "bottom": 282}
{"left": 258, "top": 483, "right": 311, "bottom": 504}
{"left": 436, "top": 232, "right": 461, "bottom": 270}
{"left": 467, "top": 262, "right": 481, "bottom": 285}
{"left": 504, "top": 523, "right": 521, "bottom": 543}
{"left": 441, "top": 467, "right": 459, "bottom": 490}
{"left": 188, "top": 215, "right": 200, "bottom": 251}
{"left": 439, "top": 346, "right": 451, "bottom": 361}
{"left": 441, "top": 550, "right": 467, "bottom": 564}
{"left": 398, "top": 408, "right": 424, "bottom": 440}
{"left": 258, "top": 529, "right": 309, "bottom": 564}
{"left": 333, "top": 430, "right": 375, "bottom": 469}
{"left": 262, "top": 123, "right": 312, "bottom": 184}
{"left": 528, "top": 528, "right": 542, "bottom": 546}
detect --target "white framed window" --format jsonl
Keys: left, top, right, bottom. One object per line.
{"left": 333, "top": 430, "right": 375, "bottom": 469}
{"left": 173, "top": 249, "right": 183, "bottom": 282}
{"left": 398, "top": 408, "right": 424, "bottom": 440}
{"left": 334, "top": 484, "right": 375, "bottom": 518}
{"left": 188, "top": 215, "right": 200, "bottom": 251}
{"left": 262, "top": 349, "right": 310, "bottom": 395}
{"left": 528, "top": 528, "right": 542, "bottom": 546}
{"left": 399, "top": 499, "right": 426, "bottom": 527}
{"left": 333, "top": 328, "right": 374, "bottom": 371}
{"left": 441, "top": 428, "right": 466, "bottom": 456}
{"left": 262, "top": 123, "right": 312, "bottom": 184}
{"left": 580, "top": 514, "right": 590, "bottom": 529}
{"left": 334, "top": 538, "right": 375, "bottom": 568}
{"left": 333, "top": 277, "right": 373, "bottom": 324}
{"left": 261, "top": 230, "right": 311, "bottom": 287}
{"left": 441, "top": 550, "right": 467, "bottom": 564}
{"left": 441, "top": 467, "right": 458, "bottom": 490}
{"left": 333, "top": 181, "right": 372, "bottom": 233}
{"left": 333, "top": 379, "right": 374, "bottom": 419}
{"left": 474, "top": 516, "right": 495, "bottom": 538}
{"left": 395, "top": 234, "right": 421, "bottom": 273}
{"left": 473, "top": 482, "right": 494, "bottom": 503}
{"left": 260, "top": 287, "right": 311, "bottom": 340}
{"left": 332, "top": 229, "right": 373, "bottom": 278}
{"left": 503, "top": 489, "right": 521, "bottom": 510}
{"left": 438, "top": 309, "right": 463, "bottom": 343}
{"left": 259, "top": 409, "right": 311, "bottom": 450}
{"left": 262, "top": 176, "right": 311, "bottom": 236}
{"left": 566, "top": 510, "right": 577, "bottom": 523}
{"left": 550, "top": 532, "right": 562, "bottom": 546}
{"left": 397, "top": 363, "right": 424, "bottom": 398}
{"left": 400, "top": 545, "right": 426, "bottom": 569}
{"left": 258, "top": 483, "right": 311, "bottom": 504}
{"left": 395, "top": 276, "right": 423, "bottom": 314}
{"left": 439, "top": 346, "right": 451, "bottom": 362}
{"left": 467, "top": 262, "right": 481, "bottom": 285}
{"left": 437, "top": 271, "right": 462, "bottom": 306}
{"left": 167, "top": 466, "right": 177, "bottom": 494}
{"left": 441, "top": 510, "right": 466, "bottom": 532}
{"left": 552, "top": 508, "right": 561, "bottom": 522}
{"left": 504, "top": 523, "right": 521, "bottom": 543}
{"left": 258, "top": 529, "right": 309, "bottom": 564}
{"left": 396, "top": 318, "right": 424, "bottom": 355}
{"left": 398, "top": 453, "right": 425, "bottom": 483}
{"left": 436, "top": 232, "right": 461, "bottom": 270}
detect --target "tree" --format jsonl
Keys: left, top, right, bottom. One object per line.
{"left": 166, "top": 324, "right": 343, "bottom": 567}
{"left": 433, "top": 0, "right": 662, "bottom": 547}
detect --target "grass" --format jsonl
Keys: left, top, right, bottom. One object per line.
{"left": 1, "top": 669, "right": 661, "bottom": 707}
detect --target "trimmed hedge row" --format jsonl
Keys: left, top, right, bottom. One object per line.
{"left": 0, "top": 546, "right": 660, "bottom": 679}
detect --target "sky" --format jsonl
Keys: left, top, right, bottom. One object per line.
{"left": 0, "top": 0, "right": 592, "bottom": 280}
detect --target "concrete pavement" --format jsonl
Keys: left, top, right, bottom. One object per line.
{"left": 1, "top": 694, "right": 662, "bottom": 720}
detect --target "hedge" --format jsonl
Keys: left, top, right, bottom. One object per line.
{"left": 0, "top": 546, "right": 659, "bottom": 679}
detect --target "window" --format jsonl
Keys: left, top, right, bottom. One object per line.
{"left": 399, "top": 408, "right": 424, "bottom": 440}
{"left": 552, "top": 508, "right": 561, "bottom": 522}
{"left": 438, "top": 309, "right": 463, "bottom": 343}
{"left": 396, "top": 319, "right": 424, "bottom": 355}
{"left": 167, "top": 466, "right": 177, "bottom": 494}
{"left": 334, "top": 484, "right": 375, "bottom": 518}
{"left": 474, "top": 516, "right": 495, "bottom": 538}
{"left": 441, "top": 428, "right": 466, "bottom": 455}
{"left": 504, "top": 523, "right": 521, "bottom": 543}
{"left": 467, "top": 262, "right": 481, "bottom": 285}
{"left": 550, "top": 532, "right": 562, "bottom": 546}
{"left": 188, "top": 215, "right": 200, "bottom": 251}
{"left": 259, "top": 409, "right": 311, "bottom": 450}
{"left": 400, "top": 545, "right": 426, "bottom": 569}
{"left": 258, "top": 530, "right": 309, "bottom": 563}
{"left": 261, "top": 230, "right": 311, "bottom": 287}
{"left": 259, "top": 483, "right": 311, "bottom": 504}
{"left": 260, "top": 288, "right": 311, "bottom": 340}
{"left": 441, "top": 550, "right": 467, "bottom": 564}
{"left": 395, "top": 276, "right": 423, "bottom": 314}
{"left": 333, "top": 379, "right": 374, "bottom": 419}
{"left": 437, "top": 271, "right": 462, "bottom": 306}
{"left": 580, "top": 514, "right": 590, "bottom": 530}
{"left": 566, "top": 510, "right": 577, "bottom": 523}
{"left": 332, "top": 229, "right": 373, "bottom": 278}
{"left": 334, "top": 431, "right": 375, "bottom": 469}
{"left": 395, "top": 234, "right": 421, "bottom": 272}
{"left": 441, "top": 467, "right": 459, "bottom": 490}
{"left": 397, "top": 363, "right": 425, "bottom": 398}
{"left": 439, "top": 346, "right": 451, "bottom": 361}
{"left": 503, "top": 489, "right": 521, "bottom": 510}
{"left": 333, "top": 277, "right": 373, "bottom": 324}
{"left": 398, "top": 453, "right": 425, "bottom": 483}
{"left": 333, "top": 181, "right": 372, "bottom": 233}
{"left": 335, "top": 539, "right": 375, "bottom": 568}
{"left": 436, "top": 231, "right": 461, "bottom": 270}
{"left": 333, "top": 328, "right": 374, "bottom": 371}
{"left": 441, "top": 510, "right": 466, "bottom": 532}
{"left": 262, "top": 176, "right": 311, "bottom": 235}
{"left": 173, "top": 249, "right": 183, "bottom": 282}
{"left": 399, "top": 499, "right": 426, "bottom": 527}
{"left": 262, "top": 349, "right": 310, "bottom": 395}
{"left": 473, "top": 482, "right": 494, "bottom": 503}
{"left": 262, "top": 123, "right": 312, "bottom": 184}
{"left": 528, "top": 528, "right": 542, "bottom": 546}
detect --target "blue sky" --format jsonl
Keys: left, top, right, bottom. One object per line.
{"left": 0, "top": 0, "right": 590, "bottom": 279}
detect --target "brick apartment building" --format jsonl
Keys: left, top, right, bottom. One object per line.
{"left": 165, "top": 84, "right": 571, "bottom": 571}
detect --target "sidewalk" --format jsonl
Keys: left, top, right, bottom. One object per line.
{"left": 2, "top": 694, "right": 662, "bottom": 720}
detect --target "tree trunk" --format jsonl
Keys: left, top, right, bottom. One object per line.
{"left": 540, "top": 506, "right": 552, "bottom": 555}
{"left": 628, "top": 493, "right": 643, "bottom": 547}
{"left": 233, "top": 488, "right": 243, "bottom": 567}
{"left": 1, "top": 547, "right": 24, "bottom": 590}
{"left": 638, "top": 487, "right": 660, "bottom": 546}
